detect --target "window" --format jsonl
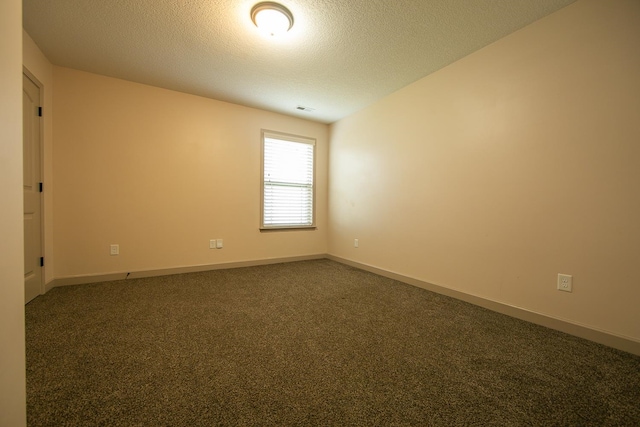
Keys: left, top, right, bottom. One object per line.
{"left": 261, "top": 131, "right": 315, "bottom": 229}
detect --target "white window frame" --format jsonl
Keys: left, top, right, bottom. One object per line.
{"left": 260, "top": 130, "right": 316, "bottom": 230}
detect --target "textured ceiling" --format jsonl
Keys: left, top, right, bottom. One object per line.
{"left": 23, "top": 0, "right": 577, "bottom": 123}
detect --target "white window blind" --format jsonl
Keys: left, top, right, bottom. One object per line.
{"left": 262, "top": 132, "right": 315, "bottom": 228}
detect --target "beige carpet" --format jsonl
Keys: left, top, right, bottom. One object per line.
{"left": 26, "top": 259, "right": 640, "bottom": 426}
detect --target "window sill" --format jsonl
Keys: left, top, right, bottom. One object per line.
{"left": 260, "top": 226, "right": 317, "bottom": 232}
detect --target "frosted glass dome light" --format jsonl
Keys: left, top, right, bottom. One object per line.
{"left": 251, "top": 2, "right": 294, "bottom": 36}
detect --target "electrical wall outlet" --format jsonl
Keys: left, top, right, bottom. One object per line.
{"left": 210, "top": 239, "right": 216, "bottom": 249}
{"left": 354, "top": 238, "right": 359, "bottom": 248}
{"left": 216, "top": 239, "right": 223, "bottom": 249}
{"left": 557, "top": 274, "right": 572, "bottom": 292}
{"left": 110, "top": 244, "right": 119, "bottom": 256}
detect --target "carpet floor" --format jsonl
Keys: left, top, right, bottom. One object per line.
{"left": 26, "top": 259, "right": 640, "bottom": 426}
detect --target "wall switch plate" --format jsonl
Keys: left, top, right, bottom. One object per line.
{"left": 110, "top": 244, "right": 119, "bottom": 256}
{"left": 354, "top": 238, "right": 359, "bottom": 248}
{"left": 557, "top": 274, "right": 572, "bottom": 292}
{"left": 216, "top": 239, "right": 223, "bottom": 249}
{"left": 210, "top": 239, "right": 216, "bottom": 249}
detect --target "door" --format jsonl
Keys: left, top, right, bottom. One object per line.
{"left": 23, "top": 73, "right": 43, "bottom": 303}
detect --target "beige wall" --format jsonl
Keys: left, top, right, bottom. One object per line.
{"left": 329, "top": 0, "right": 640, "bottom": 342}
{"left": 23, "top": 30, "right": 54, "bottom": 286}
{"left": 53, "top": 67, "right": 328, "bottom": 279}
{"left": 0, "top": 0, "right": 27, "bottom": 425}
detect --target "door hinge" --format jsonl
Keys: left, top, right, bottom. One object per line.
{"left": 38, "top": 106, "right": 43, "bottom": 117}
{"left": 39, "top": 182, "right": 43, "bottom": 193}
{"left": 40, "top": 257, "right": 44, "bottom": 267}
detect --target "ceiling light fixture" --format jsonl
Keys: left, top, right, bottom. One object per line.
{"left": 251, "top": 2, "right": 294, "bottom": 36}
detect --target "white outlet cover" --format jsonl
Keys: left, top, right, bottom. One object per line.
{"left": 216, "top": 239, "right": 223, "bottom": 249}
{"left": 354, "top": 239, "right": 359, "bottom": 248}
{"left": 210, "top": 239, "right": 216, "bottom": 249}
{"left": 557, "top": 274, "right": 573, "bottom": 292}
{"left": 110, "top": 244, "right": 119, "bottom": 256}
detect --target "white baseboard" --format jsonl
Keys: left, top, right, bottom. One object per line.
{"left": 327, "top": 255, "right": 640, "bottom": 356}
{"left": 46, "top": 254, "right": 326, "bottom": 289}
